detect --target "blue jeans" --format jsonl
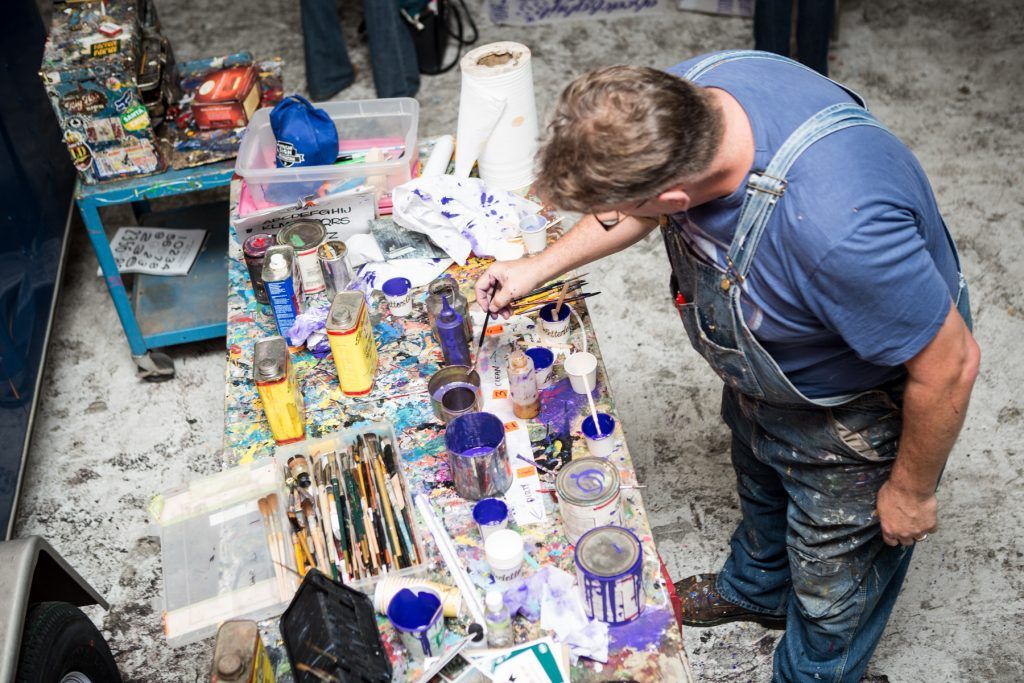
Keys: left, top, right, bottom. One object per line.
{"left": 754, "top": 0, "right": 834, "bottom": 76}
{"left": 716, "top": 385, "right": 913, "bottom": 682}
{"left": 300, "top": 0, "right": 420, "bottom": 99}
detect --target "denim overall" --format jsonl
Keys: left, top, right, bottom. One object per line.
{"left": 667, "top": 51, "right": 972, "bottom": 682}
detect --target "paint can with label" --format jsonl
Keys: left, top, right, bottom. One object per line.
{"left": 574, "top": 526, "right": 645, "bottom": 625}
{"left": 278, "top": 220, "right": 327, "bottom": 294}
{"left": 253, "top": 337, "right": 305, "bottom": 444}
{"left": 444, "top": 411, "right": 512, "bottom": 500}
{"left": 262, "top": 246, "right": 304, "bottom": 344}
{"left": 555, "top": 457, "right": 621, "bottom": 544}
{"left": 242, "top": 234, "right": 273, "bottom": 305}
{"left": 326, "top": 292, "right": 378, "bottom": 396}
{"left": 427, "top": 365, "right": 482, "bottom": 423}
{"left": 538, "top": 302, "right": 572, "bottom": 343}
{"left": 317, "top": 240, "right": 352, "bottom": 300}
{"left": 210, "top": 619, "right": 276, "bottom": 683}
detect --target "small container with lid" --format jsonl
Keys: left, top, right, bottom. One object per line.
{"left": 484, "top": 528, "right": 525, "bottom": 586}
{"left": 555, "top": 456, "right": 621, "bottom": 544}
{"left": 507, "top": 349, "right": 539, "bottom": 419}
{"left": 253, "top": 336, "right": 305, "bottom": 444}
{"left": 278, "top": 220, "right": 327, "bottom": 294}
{"left": 382, "top": 277, "right": 413, "bottom": 317}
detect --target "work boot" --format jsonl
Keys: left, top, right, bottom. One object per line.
{"left": 673, "top": 574, "right": 787, "bottom": 630}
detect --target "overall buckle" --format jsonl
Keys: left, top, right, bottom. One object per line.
{"left": 747, "top": 171, "right": 788, "bottom": 197}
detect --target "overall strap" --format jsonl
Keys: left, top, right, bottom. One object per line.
{"left": 681, "top": 49, "right": 868, "bottom": 109}
{"left": 723, "top": 104, "right": 891, "bottom": 285}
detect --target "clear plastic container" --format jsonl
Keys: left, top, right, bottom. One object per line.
{"left": 150, "top": 459, "right": 297, "bottom": 648}
{"left": 235, "top": 98, "right": 420, "bottom": 206}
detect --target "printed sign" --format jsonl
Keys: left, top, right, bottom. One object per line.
{"left": 106, "top": 227, "right": 206, "bottom": 276}
{"left": 90, "top": 39, "right": 121, "bottom": 58}
{"left": 233, "top": 190, "right": 378, "bottom": 242}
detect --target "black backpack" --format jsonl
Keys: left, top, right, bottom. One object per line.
{"left": 401, "top": 0, "right": 479, "bottom": 75}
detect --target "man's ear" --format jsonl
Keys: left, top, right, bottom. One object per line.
{"left": 657, "top": 187, "right": 690, "bottom": 213}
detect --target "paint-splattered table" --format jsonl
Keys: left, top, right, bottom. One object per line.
{"left": 223, "top": 202, "right": 692, "bottom": 683}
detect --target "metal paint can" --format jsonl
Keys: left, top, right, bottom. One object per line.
{"left": 262, "top": 245, "right": 303, "bottom": 344}
{"left": 210, "top": 619, "right": 276, "bottom": 683}
{"left": 242, "top": 233, "right": 272, "bottom": 305}
{"left": 317, "top": 239, "right": 352, "bottom": 300}
{"left": 555, "top": 457, "right": 621, "bottom": 544}
{"left": 574, "top": 526, "right": 645, "bottom": 624}
{"left": 278, "top": 220, "right": 327, "bottom": 294}
{"left": 253, "top": 337, "right": 305, "bottom": 444}
{"left": 427, "top": 365, "right": 482, "bottom": 422}
{"left": 326, "top": 292, "right": 378, "bottom": 396}
{"left": 444, "top": 411, "right": 513, "bottom": 501}
{"left": 440, "top": 386, "right": 481, "bottom": 423}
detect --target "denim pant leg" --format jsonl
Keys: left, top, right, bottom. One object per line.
{"left": 752, "top": 392, "right": 912, "bottom": 683}
{"left": 754, "top": 0, "right": 793, "bottom": 60}
{"left": 300, "top": 0, "right": 355, "bottom": 100}
{"left": 363, "top": 0, "right": 420, "bottom": 98}
{"left": 795, "top": 0, "right": 835, "bottom": 76}
{"left": 716, "top": 388, "right": 791, "bottom": 616}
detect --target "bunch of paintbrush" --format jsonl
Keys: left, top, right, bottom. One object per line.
{"left": 509, "top": 276, "right": 599, "bottom": 315}
{"left": 284, "top": 433, "right": 420, "bottom": 584}
{"left": 258, "top": 493, "right": 298, "bottom": 600}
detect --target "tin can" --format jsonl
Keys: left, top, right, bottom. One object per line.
{"left": 253, "top": 337, "right": 305, "bottom": 444}
{"left": 444, "top": 411, "right": 513, "bottom": 501}
{"left": 278, "top": 220, "right": 327, "bottom": 294}
{"left": 210, "top": 619, "right": 275, "bottom": 683}
{"left": 262, "top": 245, "right": 303, "bottom": 343}
{"left": 318, "top": 240, "right": 352, "bottom": 300}
{"left": 243, "top": 234, "right": 273, "bottom": 305}
{"left": 555, "top": 457, "right": 621, "bottom": 544}
{"left": 574, "top": 526, "right": 645, "bottom": 625}
{"left": 427, "top": 365, "right": 482, "bottom": 423}
{"left": 326, "top": 292, "right": 378, "bottom": 396}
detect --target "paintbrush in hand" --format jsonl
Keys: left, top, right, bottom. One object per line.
{"left": 474, "top": 283, "right": 498, "bottom": 369}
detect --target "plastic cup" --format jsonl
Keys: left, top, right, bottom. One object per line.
{"left": 581, "top": 412, "right": 617, "bottom": 458}
{"left": 382, "top": 277, "right": 413, "bottom": 317}
{"left": 472, "top": 498, "right": 510, "bottom": 540}
{"left": 484, "top": 529, "right": 525, "bottom": 586}
{"left": 373, "top": 577, "right": 462, "bottom": 618}
{"left": 525, "top": 346, "right": 555, "bottom": 388}
{"left": 519, "top": 214, "right": 549, "bottom": 255}
{"left": 538, "top": 302, "right": 572, "bottom": 344}
{"left": 386, "top": 587, "right": 446, "bottom": 659}
{"left": 564, "top": 352, "right": 597, "bottom": 395}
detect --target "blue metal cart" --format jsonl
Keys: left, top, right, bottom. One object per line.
{"left": 75, "top": 160, "right": 235, "bottom": 381}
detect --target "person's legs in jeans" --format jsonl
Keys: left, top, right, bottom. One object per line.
{"left": 754, "top": 0, "right": 793, "bottom": 60}
{"left": 715, "top": 388, "right": 791, "bottom": 616}
{"left": 795, "top": 0, "right": 835, "bottom": 75}
{"left": 362, "top": 0, "right": 420, "bottom": 98}
{"left": 300, "top": 0, "right": 355, "bottom": 100}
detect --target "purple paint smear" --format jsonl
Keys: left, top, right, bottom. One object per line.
{"left": 608, "top": 606, "right": 673, "bottom": 651}
{"left": 539, "top": 378, "right": 592, "bottom": 438}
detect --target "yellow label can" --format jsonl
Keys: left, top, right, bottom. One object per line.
{"left": 253, "top": 337, "right": 305, "bottom": 444}
{"left": 326, "top": 292, "right": 378, "bottom": 396}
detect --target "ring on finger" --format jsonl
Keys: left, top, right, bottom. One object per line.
{"left": 915, "top": 533, "right": 929, "bottom": 542}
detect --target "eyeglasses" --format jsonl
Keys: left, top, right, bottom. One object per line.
{"left": 591, "top": 198, "right": 649, "bottom": 230}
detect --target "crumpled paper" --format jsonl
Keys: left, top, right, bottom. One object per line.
{"left": 503, "top": 567, "right": 609, "bottom": 664}
{"left": 344, "top": 233, "right": 452, "bottom": 295}
{"left": 392, "top": 175, "right": 539, "bottom": 265}
{"left": 286, "top": 305, "right": 331, "bottom": 357}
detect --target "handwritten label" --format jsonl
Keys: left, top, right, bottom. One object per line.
{"left": 492, "top": 389, "right": 509, "bottom": 400}
{"left": 504, "top": 421, "right": 519, "bottom": 433}
{"left": 485, "top": 324, "right": 504, "bottom": 336}
{"left": 516, "top": 466, "right": 536, "bottom": 478}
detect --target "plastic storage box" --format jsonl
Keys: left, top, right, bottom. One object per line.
{"left": 235, "top": 98, "right": 420, "bottom": 206}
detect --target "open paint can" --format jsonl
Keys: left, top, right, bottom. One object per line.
{"left": 555, "top": 457, "right": 621, "bottom": 544}
{"left": 538, "top": 302, "right": 572, "bottom": 343}
{"left": 444, "top": 412, "right": 513, "bottom": 500}
{"left": 581, "top": 412, "right": 617, "bottom": 458}
{"left": 427, "top": 365, "right": 482, "bottom": 422}
{"left": 574, "top": 526, "right": 645, "bottom": 625}
{"left": 386, "top": 587, "right": 446, "bottom": 659}
{"left": 373, "top": 577, "right": 462, "bottom": 619}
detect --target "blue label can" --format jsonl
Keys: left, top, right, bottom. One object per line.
{"left": 574, "top": 526, "right": 645, "bottom": 625}
{"left": 262, "top": 245, "right": 303, "bottom": 341}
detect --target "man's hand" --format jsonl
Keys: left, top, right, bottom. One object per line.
{"left": 474, "top": 259, "right": 547, "bottom": 319}
{"left": 876, "top": 480, "right": 938, "bottom": 546}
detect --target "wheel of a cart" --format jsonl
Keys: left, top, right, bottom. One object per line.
{"left": 15, "top": 601, "right": 122, "bottom": 683}
{"left": 134, "top": 350, "right": 175, "bottom": 382}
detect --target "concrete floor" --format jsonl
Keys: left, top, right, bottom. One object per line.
{"left": 16, "top": 0, "right": 1024, "bottom": 680}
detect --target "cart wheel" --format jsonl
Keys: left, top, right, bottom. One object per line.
{"left": 134, "top": 351, "right": 175, "bottom": 382}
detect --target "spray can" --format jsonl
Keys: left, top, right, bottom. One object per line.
{"left": 253, "top": 337, "right": 305, "bottom": 445}
{"left": 437, "top": 296, "right": 471, "bottom": 367}
{"left": 317, "top": 240, "right": 352, "bottom": 300}
{"left": 277, "top": 220, "right": 327, "bottom": 294}
{"left": 242, "top": 234, "right": 272, "bottom": 305}
{"left": 507, "top": 349, "right": 539, "bottom": 419}
{"left": 262, "top": 245, "right": 303, "bottom": 344}
{"left": 326, "top": 292, "right": 378, "bottom": 396}
{"left": 426, "top": 276, "right": 471, "bottom": 341}
{"left": 210, "top": 619, "right": 275, "bottom": 683}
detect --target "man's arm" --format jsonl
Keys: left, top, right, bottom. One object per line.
{"left": 876, "top": 302, "right": 981, "bottom": 546}
{"left": 475, "top": 213, "right": 658, "bottom": 316}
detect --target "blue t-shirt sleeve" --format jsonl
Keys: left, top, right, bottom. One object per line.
{"left": 802, "top": 209, "right": 952, "bottom": 367}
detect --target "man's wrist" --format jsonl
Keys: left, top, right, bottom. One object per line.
{"left": 885, "top": 469, "right": 936, "bottom": 501}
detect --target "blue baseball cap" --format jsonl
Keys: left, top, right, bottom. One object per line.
{"left": 270, "top": 95, "right": 339, "bottom": 168}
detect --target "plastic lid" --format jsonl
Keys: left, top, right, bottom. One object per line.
{"left": 382, "top": 277, "right": 411, "bottom": 296}
{"left": 484, "top": 529, "right": 524, "bottom": 569}
{"left": 485, "top": 590, "right": 504, "bottom": 612}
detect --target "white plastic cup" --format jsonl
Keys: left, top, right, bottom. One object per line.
{"left": 484, "top": 528, "right": 525, "bottom": 585}
{"left": 519, "top": 214, "right": 549, "bottom": 255}
{"left": 564, "top": 352, "right": 598, "bottom": 395}
{"left": 382, "top": 277, "right": 413, "bottom": 317}
{"left": 581, "top": 412, "right": 617, "bottom": 458}
{"left": 538, "top": 302, "right": 572, "bottom": 344}
{"left": 525, "top": 347, "right": 555, "bottom": 388}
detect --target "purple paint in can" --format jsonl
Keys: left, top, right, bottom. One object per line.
{"left": 574, "top": 526, "right": 645, "bottom": 625}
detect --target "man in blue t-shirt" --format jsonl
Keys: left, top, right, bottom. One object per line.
{"left": 475, "top": 51, "right": 980, "bottom": 681}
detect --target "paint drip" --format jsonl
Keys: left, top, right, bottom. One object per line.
{"left": 574, "top": 526, "right": 645, "bottom": 625}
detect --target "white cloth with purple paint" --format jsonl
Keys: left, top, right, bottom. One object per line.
{"left": 392, "top": 175, "right": 541, "bottom": 265}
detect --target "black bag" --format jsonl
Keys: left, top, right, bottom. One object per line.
{"left": 402, "top": 0, "right": 479, "bottom": 75}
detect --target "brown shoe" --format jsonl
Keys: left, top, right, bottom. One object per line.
{"left": 673, "top": 573, "right": 787, "bottom": 630}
